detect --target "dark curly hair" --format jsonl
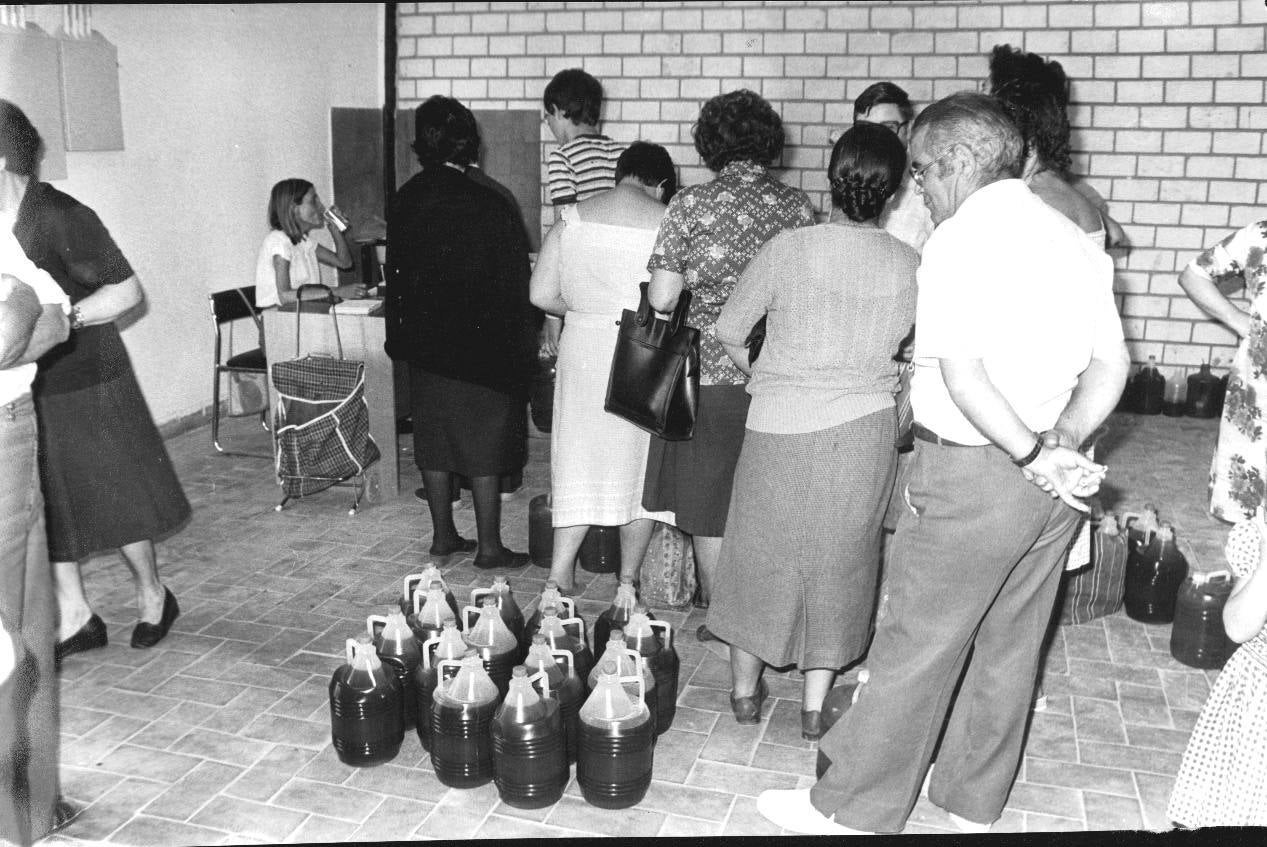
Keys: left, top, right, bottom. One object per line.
{"left": 412, "top": 95, "right": 480, "bottom": 167}
{"left": 692, "top": 89, "right": 785, "bottom": 172}
{"left": 828, "top": 123, "right": 907, "bottom": 223}
{"left": 0, "top": 98, "right": 42, "bottom": 177}
{"left": 543, "top": 68, "right": 604, "bottom": 126}
{"left": 615, "top": 141, "right": 678, "bottom": 203}
{"left": 988, "top": 44, "right": 1072, "bottom": 176}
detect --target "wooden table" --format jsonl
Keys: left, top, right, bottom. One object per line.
{"left": 263, "top": 303, "right": 400, "bottom": 502}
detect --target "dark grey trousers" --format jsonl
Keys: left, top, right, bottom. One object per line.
{"left": 811, "top": 439, "right": 1079, "bottom": 833}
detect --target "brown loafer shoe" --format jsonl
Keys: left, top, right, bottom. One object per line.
{"left": 730, "top": 678, "right": 768, "bottom": 725}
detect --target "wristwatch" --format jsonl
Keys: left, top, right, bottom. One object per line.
{"left": 69, "top": 304, "right": 84, "bottom": 330}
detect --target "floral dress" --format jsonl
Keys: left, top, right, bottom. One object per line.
{"left": 646, "top": 159, "right": 816, "bottom": 386}
{"left": 1193, "top": 221, "right": 1267, "bottom": 522}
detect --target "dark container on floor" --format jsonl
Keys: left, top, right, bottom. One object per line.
{"left": 1185, "top": 363, "right": 1222, "bottom": 418}
{"left": 368, "top": 611, "right": 422, "bottom": 731}
{"left": 576, "top": 669, "right": 655, "bottom": 809}
{"left": 1170, "top": 570, "right": 1237, "bottom": 669}
{"left": 529, "top": 494, "right": 553, "bottom": 568}
{"left": 412, "top": 623, "right": 472, "bottom": 752}
{"left": 1124, "top": 522, "right": 1189, "bottom": 623}
{"left": 491, "top": 666, "right": 568, "bottom": 809}
{"left": 1131, "top": 356, "right": 1165, "bottom": 415}
{"left": 330, "top": 635, "right": 404, "bottom": 767}
{"left": 593, "top": 577, "right": 638, "bottom": 651}
{"left": 525, "top": 637, "right": 586, "bottom": 764}
{"left": 430, "top": 657, "right": 501, "bottom": 788}
{"left": 579, "top": 525, "right": 621, "bottom": 574}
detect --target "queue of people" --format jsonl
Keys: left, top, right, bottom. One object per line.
{"left": 1, "top": 37, "right": 1265, "bottom": 842}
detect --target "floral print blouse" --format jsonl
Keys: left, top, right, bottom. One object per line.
{"left": 647, "top": 159, "right": 815, "bottom": 386}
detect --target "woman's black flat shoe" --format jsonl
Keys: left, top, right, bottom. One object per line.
{"left": 54, "top": 614, "right": 108, "bottom": 667}
{"left": 429, "top": 536, "right": 477, "bottom": 556}
{"left": 131, "top": 588, "right": 179, "bottom": 648}
{"left": 473, "top": 550, "right": 530, "bottom": 570}
{"left": 730, "top": 679, "right": 768, "bottom": 725}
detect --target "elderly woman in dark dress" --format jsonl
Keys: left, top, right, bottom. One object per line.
{"left": 386, "top": 96, "right": 535, "bottom": 569}
{"left": 644, "top": 90, "right": 815, "bottom": 628}
{"left": 9, "top": 110, "right": 189, "bottom": 666}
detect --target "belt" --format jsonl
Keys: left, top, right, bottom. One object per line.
{"left": 910, "top": 423, "right": 985, "bottom": 448}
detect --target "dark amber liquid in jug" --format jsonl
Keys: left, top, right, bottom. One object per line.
{"left": 1132, "top": 356, "right": 1165, "bottom": 415}
{"left": 368, "top": 611, "right": 422, "bottom": 731}
{"left": 491, "top": 666, "right": 568, "bottom": 809}
{"left": 1185, "top": 363, "right": 1222, "bottom": 418}
{"left": 329, "top": 635, "right": 404, "bottom": 767}
{"left": 430, "top": 657, "right": 501, "bottom": 788}
{"left": 1124, "top": 522, "right": 1188, "bottom": 623}
{"left": 579, "top": 525, "right": 621, "bottom": 574}
{"left": 594, "top": 578, "right": 638, "bottom": 651}
{"left": 577, "top": 667, "right": 655, "bottom": 810}
{"left": 1170, "top": 571, "right": 1236, "bottom": 669}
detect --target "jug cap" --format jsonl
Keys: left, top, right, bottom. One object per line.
{"left": 531, "top": 633, "right": 547, "bottom": 645}
{"left": 545, "top": 579, "right": 558, "bottom": 590}
{"left": 541, "top": 602, "right": 559, "bottom": 617}
{"left": 429, "top": 580, "right": 444, "bottom": 590}
{"left": 619, "top": 576, "right": 634, "bottom": 586}
{"left": 512, "top": 665, "right": 528, "bottom": 678}
{"left": 608, "top": 628, "right": 625, "bottom": 642}
{"left": 493, "top": 575, "right": 510, "bottom": 589}
{"left": 483, "top": 597, "right": 498, "bottom": 608}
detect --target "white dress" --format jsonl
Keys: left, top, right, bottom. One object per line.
{"left": 550, "top": 204, "right": 675, "bottom": 527}
{"left": 1166, "top": 519, "right": 1267, "bottom": 827}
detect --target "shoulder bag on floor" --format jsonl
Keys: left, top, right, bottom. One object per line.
{"left": 604, "top": 281, "right": 700, "bottom": 440}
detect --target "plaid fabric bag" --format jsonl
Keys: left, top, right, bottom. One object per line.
{"left": 273, "top": 356, "right": 380, "bottom": 497}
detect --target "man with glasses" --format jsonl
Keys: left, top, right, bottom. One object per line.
{"left": 757, "top": 92, "right": 1128, "bottom": 835}
{"left": 851, "top": 82, "right": 932, "bottom": 254}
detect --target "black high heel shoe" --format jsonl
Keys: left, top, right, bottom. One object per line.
{"left": 131, "top": 588, "right": 179, "bottom": 648}
{"left": 54, "top": 614, "right": 108, "bottom": 667}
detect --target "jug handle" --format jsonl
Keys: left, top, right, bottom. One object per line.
{"left": 366, "top": 614, "right": 387, "bottom": 639}
{"left": 526, "top": 667, "right": 551, "bottom": 700}
{"left": 1206, "top": 569, "right": 1233, "bottom": 584}
{"left": 648, "top": 619, "right": 672, "bottom": 648}
{"left": 435, "top": 658, "right": 462, "bottom": 688}
{"left": 620, "top": 647, "right": 646, "bottom": 706}
{"left": 420, "top": 634, "right": 441, "bottom": 670}
{"left": 413, "top": 590, "right": 426, "bottom": 615}
{"left": 470, "top": 587, "right": 496, "bottom": 608}
{"left": 402, "top": 573, "right": 424, "bottom": 606}
{"left": 462, "top": 605, "right": 481, "bottom": 631}
{"left": 558, "top": 596, "right": 576, "bottom": 620}
{"left": 549, "top": 648, "right": 574, "bottom": 678}
{"left": 345, "top": 638, "right": 359, "bottom": 665}
{"left": 560, "top": 616, "right": 587, "bottom": 645}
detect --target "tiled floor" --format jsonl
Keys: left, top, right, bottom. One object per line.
{"left": 46, "top": 411, "right": 1225, "bottom": 843}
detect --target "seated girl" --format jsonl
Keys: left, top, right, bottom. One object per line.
{"left": 254, "top": 178, "right": 360, "bottom": 308}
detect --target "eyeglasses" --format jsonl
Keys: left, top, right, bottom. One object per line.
{"left": 855, "top": 118, "right": 908, "bottom": 135}
{"left": 910, "top": 148, "right": 954, "bottom": 187}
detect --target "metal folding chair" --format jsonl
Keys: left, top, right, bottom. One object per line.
{"left": 210, "top": 285, "right": 270, "bottom": 456}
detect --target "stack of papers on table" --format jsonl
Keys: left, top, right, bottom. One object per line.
{"left": 332, "top": 298, "right": 384, "bottom": 316}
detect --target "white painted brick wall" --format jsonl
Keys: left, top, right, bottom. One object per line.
{"left": 397, "top": 0, "right": 1267, "bottom": 374}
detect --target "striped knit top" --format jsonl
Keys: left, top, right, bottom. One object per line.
{"left": 547, "top": 134, "right": 624, "bottom": 206}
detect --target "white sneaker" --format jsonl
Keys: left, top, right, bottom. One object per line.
{"left": 755, "top": 789, "right": 873, "bottom": 835}
{"left": 948, "top": 812, "right": 992, "bottom": 833}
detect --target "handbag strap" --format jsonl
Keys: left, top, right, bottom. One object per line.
{"left": 634, "top": 281, "right": 693, "bottom": 333}
{"left": 293, "top": 284, "right": 344, "bottom": 359}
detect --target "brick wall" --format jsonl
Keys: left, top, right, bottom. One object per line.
{"left": 396, "top": 0, "right": 1267, "bottom": 373}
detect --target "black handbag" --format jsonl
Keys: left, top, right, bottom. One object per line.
{"left": 604, "top": 282, "right": 700, "bottom": 440}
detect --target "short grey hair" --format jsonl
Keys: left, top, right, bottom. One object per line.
{"left": 911, "top": 92, "right": 1023, "bottom": 183}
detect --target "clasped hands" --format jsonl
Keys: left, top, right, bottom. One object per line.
{"left": 1020, "top": 428, "right": 1106, "bottom": 514}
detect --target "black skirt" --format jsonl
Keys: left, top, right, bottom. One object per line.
{"left": 411, "top": 367, "right": 527, "bottom": 478}
{"left": 642, "top": 384, "right": 751, "bottom": 537}
{"left": 36, "top": 367, "right": 190, "bottom": 562}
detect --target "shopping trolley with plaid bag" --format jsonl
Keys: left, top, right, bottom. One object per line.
{"left": 271, "top": 285, "right": 380, "bottom": 515}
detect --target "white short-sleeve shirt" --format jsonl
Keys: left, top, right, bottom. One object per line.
{"left": 254, "top": 229, "right": 322, "bottom": 308}
{"left": 0, "top": 216, "right": 71, "bottom": 403}
{"left": 910, "top": 179, "right": 1123, "bottom": 445}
